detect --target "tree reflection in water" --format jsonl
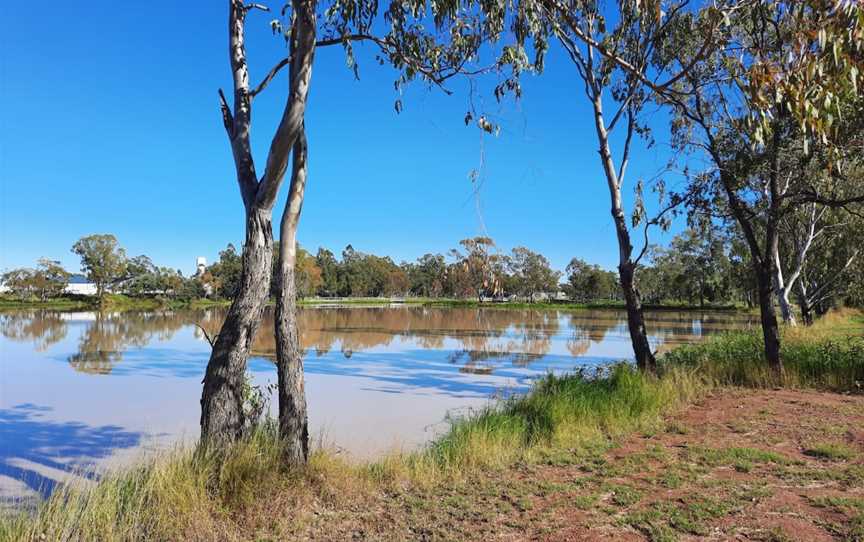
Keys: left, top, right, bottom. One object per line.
{"left": 0, "top": 311, "right": 68, "bottom": 352}
{"left": 0, "top": 307, "right": 756, "bottom": 376}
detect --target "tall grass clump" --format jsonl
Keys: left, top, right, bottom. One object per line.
{"left": 661, "top": 311, "right": 864, "bottom": 391}
{"left": 422, "top": 364, "right": 706, "bottom": 473}
{"left": 1, "top": 425, "right": 297, "bottom": 541}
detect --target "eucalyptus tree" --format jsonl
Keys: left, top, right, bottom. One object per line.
{"left": 657, "top": 0, "right": 864, "bottom": 374}
{"left": 449, "top": 237, "right": 501, "bottom": 302}
{"left": 406, "top": 253, "right": 448, "bottom": 297}
{"left": 792, "top": 209, "right": 861, "bottom": 324}
{"left": 456, "top": 0, "right": 705, "bottom": 371}
{"left": 315, "top": 248, "right": 340, "bottom": 296}
{"left": 34, "top": 259, "right": 71, "bottom": 301}
{"left": 565, "top": 258, "right": 618, "bottom": 303}
{"left": 71, "top": 234, "right": 128, "bottom": 299}
{"left": 1, "top": 260, "right": 71, "bottom": 302}
{"left": 509, "top": 247, "right": 560, "bottom": 302}
{"left": 202, "top": 0, "right": 485, "bottom": 451}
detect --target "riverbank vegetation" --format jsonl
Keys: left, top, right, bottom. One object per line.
{"left": 4, "top": 225, "right": 862, "bottom": 313}
{"left": 2, "top": 310, "right": 861, "bottom": 541}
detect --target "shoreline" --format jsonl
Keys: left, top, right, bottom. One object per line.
{"left": 0, "top": 295, "right": 749, "bottom": 313}
{"left": 1, "top": 311, "right": 861, "bottom": 540}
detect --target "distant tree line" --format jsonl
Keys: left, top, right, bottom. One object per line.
{"left": 186, "top": 237, "right": 565, "bottom": 302}
{"left": 3, "top": 228, "right": 862, "bottom": 312}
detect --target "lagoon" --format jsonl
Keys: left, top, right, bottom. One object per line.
{"left": 0, "top": 306, "right": 754, "bottom": 505}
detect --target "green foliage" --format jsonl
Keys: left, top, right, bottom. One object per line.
{"left": 0, "top": 259, "right": 70, "bottom": 302}
{"left": 205, "top": 243, "right": 242, "bottom": 299}
{"left": 404, "top": 253, "right": 447, "bottom": 297}
{"left": 71, "top": 234, "right": 128, "bottom": 298}
{"left": 638, "top": 226, "right": 748, "bottom": 307}
{"left": 742, "top": 1, "right": 864, "bottom": 151}
{"left": 508, "top": 246, "right": 561, "bottom": 302}
{"left": 335, "top": 245, "right": 408, "bottom": 297}
{"left": 565, "top": 258, "right": 619, "bottom": 303}
{"left": 315, "top": 248, "right": 340, "bottom": 297}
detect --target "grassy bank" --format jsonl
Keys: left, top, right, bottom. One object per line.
{"left": 0, "top": 296, "right": 92, "bottom": 311}
{"left": 418, "top": 299, "right": 746, "bottom": 312}
{"left": 0, "top": 294, "right": 748, "bottom": 313}
{"left": 0, "top": 294, "right": 232, "bottom": 312}
{"left": 662, "top": 309, "right": 864, "bottom": 391}
{"left": 1, "top": 312, "right": 861, "bottom": 540}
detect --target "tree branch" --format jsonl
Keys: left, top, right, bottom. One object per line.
{"left": 218, "top": 88, "right": 234, "bottom": 135}
{"left": 250, "top": 56, "right": 293, "bottom": 98}
{"left": 195, "top": 323, "right": 218, "bottom": 348}
{"left": 255, "top": 0, "right": 316, "bottom": 209}
{"left": 634, "top": 191, "right": 690, "bottom": 266}
{"left": 243, "top": 3, "right": 269, "bottom": 12}
{"left": 314, "top": 33, "right": 489, "bottom": 94}
{"left": 617, "top": 109, "right": 635, "bottom": 186}
{"left": 227, "top": 0, "right": 260, "bottom": 209}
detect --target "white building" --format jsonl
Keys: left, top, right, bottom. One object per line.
{"left": 196, "top": 256, "right": 207, "bottom": 277}
{"left": 64, "top": 274, "right": 97, "bottom": 296}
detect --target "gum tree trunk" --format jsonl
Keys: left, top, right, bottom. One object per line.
{"left": 755, "top": 262, "right": 783, "bottom": 376}
{"left": 200, "top": 0, "right": 315, "bottom": 449}
{"left": 796, "top": 280, "right": 814, "bottom": 326}
{"left": 272, "top": 0, "right": 317, "bottom": 464}
{"left": 275, "top": 129, "right": 310, "bottom": 464}
{"left": 201, "top": 207, "right": 274, "bottom": 445}
{"left": 618, "top": 259, "right": 655, "bottom": 372}
{"left": 589, "top": 76, "right": 656, "bottom": 373}
{"left": 772, "top": 256, "right": 797, "bottom": 326}
{"left": 719, "top": 169, "right": 784, "bottom": 378}
{"left": 773, "top": 204, "right": 827, "bottom": 327}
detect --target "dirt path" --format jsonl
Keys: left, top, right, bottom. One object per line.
{"left": 303, "top": 389, "right": 864, "bottom": 541}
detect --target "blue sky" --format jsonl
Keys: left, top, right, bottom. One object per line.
{"left": 1, "top": 2, "right": 686, "bottom": 276}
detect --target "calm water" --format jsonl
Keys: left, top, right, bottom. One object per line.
{"left": 0, "top": 306, "right": 754, "bottom": 504}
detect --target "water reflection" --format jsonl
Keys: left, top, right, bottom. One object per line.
{"left": 0, "top": 307, "right": 755, "bottom": 376}
{"left": 66, "top": 312, "right": 188, "bottom": 374}
{"left": 0, "top": 306, "right": 754, "bottom": 502}
{"left": 0, "top": 311, "right": 67, "bottom": 352}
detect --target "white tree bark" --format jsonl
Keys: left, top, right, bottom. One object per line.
{"left": 773, "top": 203, "right": 826, "bottom": 326}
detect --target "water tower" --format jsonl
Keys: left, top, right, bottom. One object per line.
{"left": 196, "top": 256, "right": 207, "bottom": 276}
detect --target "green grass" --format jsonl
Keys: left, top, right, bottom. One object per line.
{"left": 803, "top": 442, "right": 857, "bottom": 461}
{"left": 1, "top": 310, "right": 862, "bottom": 540}
{"left": 686, "top": 446, "right": 799, "bottom": 469}
{"left": 0, "top": 295, "right": 91, "bottom": 310}
{"left": 424, "top": 364, "right": 704, "bottom": 471}
{"left": 660, "top": 310, "right": 864, "bottom": 392}
{"left": 418, "top": 299, "right": 745, "bottom": 312}
{"left": 0, "top": 293, "right": 749, "bottom": 313}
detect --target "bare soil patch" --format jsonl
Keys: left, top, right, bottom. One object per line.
{"left": 285, "top": 389, "right": 864, "bottom": 541}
